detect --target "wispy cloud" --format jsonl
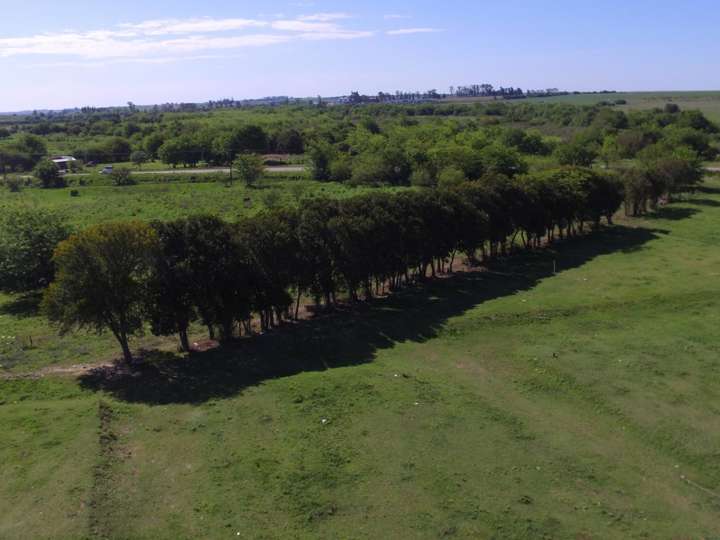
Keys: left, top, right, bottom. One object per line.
{"left": 298, "top": 13, "right": 352, "bottom": 22}
{"left": 0, "top": 14, "right": 373, "bottom": 62}
{"left": 384, "top": 14, "right": 412, "bottom": 20}
{"left": 119, "top": 18, "right": 267, "bottom": 36}
{"left": 386, "top": 28, "right": 444, "bottom": 36}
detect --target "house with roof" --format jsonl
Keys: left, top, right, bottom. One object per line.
{"left": 51, "top": 156, "right": 77, "bottom": 172}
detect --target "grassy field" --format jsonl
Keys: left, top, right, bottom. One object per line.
{"left": 526, "top": 91, "right": 720, "bottom": 122}
{"left": 2, "top": 177, "right": 720, "bottom": 538}
{"left": 0, "top": 177, "right": 395, "bottom": 229}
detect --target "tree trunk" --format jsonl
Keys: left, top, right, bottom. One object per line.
{"left": 118, "top": 334, "right": 133, "bottom": 364}
{"left": 295, "top": 290, "right": 302, "bottom": 320}
{"left": 179, "top": 328, "right": 191, "bottom": 353}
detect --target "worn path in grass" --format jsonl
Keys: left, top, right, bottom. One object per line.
{"left": 2, "top": 181, "right": 720, "bottom": 538}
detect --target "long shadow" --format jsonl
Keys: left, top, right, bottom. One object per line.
{"left": 686, "top": 198, "right": 720, "bottom": 208}
{"left": 79, "top": 225, "right": 665, "bottom": 405}
{"left": 0, "top": 292, "right": 42, "bottom": 318}
{"left": 697, "top": 185, "right": 720, "bottom": 195}
{"left": 645, "top": 206, "right": 699, "bottom": 221}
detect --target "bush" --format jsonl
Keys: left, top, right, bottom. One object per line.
{"left": 110, "top": 167, "right": 136, "bottom": 186}
{"left": 5, "top": 178, "right": 22, "bottom": 192}
{"left": 437, "top": 167, "right": 467, "bottom": 189}
{"left": 0, "top": 209, "right": 72, "bottom": 292}
{"left": 34, "top": 159, "right": 66, "bottom": 188}
{"left": 70, "top": 189, "right": 80, "bottom": 197}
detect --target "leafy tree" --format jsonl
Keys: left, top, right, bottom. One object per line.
{"left": 329, "top": 155, "right": 353, "bottom": 182}
{"left": 599, "top": 135, "right": 621, "bottom": 168}
{"left": 0, "top": 148, "right": 33, "bottom": 177}
{"left": 480, "top": 143, "right": 528, "bottom": 178}
{"left": 233, "top": 153, "right": 265, "bottom": 187}
{"left": 235, "top": 125, "right": 269, "bottom": 154}
{"left": 158, "top": 136, "right": 199, "bottom": 168}
{"left": 14, "top": 134, "right": 47, "bottom": 166}
{"left": 147, "top": 221, "right": 197, "bottom": 352}
{"left": 410, "top": 167, "right": 436, "bottom": 187}
{"left": 437, "top": 167, "right": 467, "bottom": 189}
{"left": 110, "top": 167, "right": 136, "bottom": 186}
{"left": 622, "top": 168, "right": 652, "bottom": 216}
{"left": 274, "top": 128, "right": 305, "bottom": 154}
{"left": 131, "top": 150, "right": 149, "bottom": 169}
{"left": 42, "top": 222, "right": 159, "bottom": 363}
{"left": 554, "top": 140, "right": 598, "bottom": 167}
{"left": 0, "top": 209, "right": 72, "bottom": 292}
{"left": 181, "top": 216, "right": 253, "bottom": 341}
{"left": 143, "top": 132, "right": 165, "bottom": 159}
{"left": 308, "top": 141, "right": 335, "bottom": 181}
{"left": 105, "top": 137, "right": 133, "bottom": 162}
{"left": 34, "top": 159, "right": 65, "bottom": 188}
{"left": 351, "top": 145, "right": 411, "bottom": 186}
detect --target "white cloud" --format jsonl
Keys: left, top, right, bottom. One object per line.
{"left": 0, "top": 18, "right": 367, "bottom": 60}
{"left": 0, "top": 15, "right": 433, "bottom": 63}
{"left": 384, "top": 14, "right": 412, "bottom": 20}
{"left": 120, "top": 18, "right": 268, "bottom": 36}
{"left": 298, "top": 13, "right": 352, "bottom": 22}
{"left": 386, "top": 28, "right": 444, "bottom": 36}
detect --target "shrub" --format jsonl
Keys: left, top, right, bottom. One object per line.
{"left": 34, "top": 159, "right": 66, "bottom": 188}
{"left": 5, "top": 178, "right": 22, "bottom": 192}
{"left": 0, "top": 209, "right": 72, "bottom": 292}
{"left": 110, "top": 167, "right": 136, "bottom": 186}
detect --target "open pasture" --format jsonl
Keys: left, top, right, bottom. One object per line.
{"left": 2, "top": 178, "right": 720, "bottom": 538}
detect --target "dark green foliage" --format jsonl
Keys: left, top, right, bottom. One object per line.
{"left": 42, "top": 221, "right": 159, "bottom": 363}
{"left": 554, "top": 140, "right": 598, "bottom": 167}
{"left": 131, "top": 150, "right": 149, "bottom": 168}
{"left": 273, "top": 128, "right": 305, "bottom": 154}
{"left": 34, "top": 159, "right": 66, "bottom": 188}
{"left": 0, "top": 209, "right": 72, "bottom": 292}
{"left": 147, "top": 221, "right": 198, "bottom": 352}
{"left": 233, "top": 153, "right": 265, "bottom": 187}
{"left": 110, "top": 167, "right": 136, "bottom": 186}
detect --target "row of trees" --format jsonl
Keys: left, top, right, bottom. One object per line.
{"left": 42, "top": 168, "right": 626, "bottom": 363}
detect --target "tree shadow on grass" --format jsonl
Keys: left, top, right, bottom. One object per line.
{"left": 645, "top": 206, "right": 699, "bottom": 221}
{"left": 0, "top": 292, "right": 43, "bottom": 318}
{"left": 697, "top": 185, "right": 720, "bottom": 195}
{"left": 79, "top": 225, "right": 666, "bottom": 405}
{"left": 685, "top": 198, "right": 720, "bottom": 208}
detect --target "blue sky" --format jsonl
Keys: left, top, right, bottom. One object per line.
{"left": 0, "top": 0, "right": 718, "bottom": 110}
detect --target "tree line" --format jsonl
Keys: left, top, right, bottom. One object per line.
{"left": 40, "top": 167, "right": 628, "bottom": 363}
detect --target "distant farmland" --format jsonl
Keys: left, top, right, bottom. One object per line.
{"left": 527, "top": 91, "right": 720, "bottom": 122}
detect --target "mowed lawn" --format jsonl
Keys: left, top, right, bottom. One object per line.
{"left": 3, "top": 180, "right": 720, "bottom": 538}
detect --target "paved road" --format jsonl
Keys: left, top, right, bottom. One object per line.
{"left": 67, "top": 165, "right": 306, "bottom": 177}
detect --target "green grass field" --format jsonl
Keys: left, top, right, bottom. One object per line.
{"left": 0, "top": 177, "right": 394, "bottom": 229}
{"left": 2, "top": 177, "right": 720, "bottom": 538}
{"left": 527, "top": 91, "right": 720, "bottom": 123}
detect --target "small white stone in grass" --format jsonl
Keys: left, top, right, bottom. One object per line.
{"left": 414, "top": 402, "right": 420, "bottom": 406}
{"left": 321, "top": 418, "right": 328, "bottom": 425}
